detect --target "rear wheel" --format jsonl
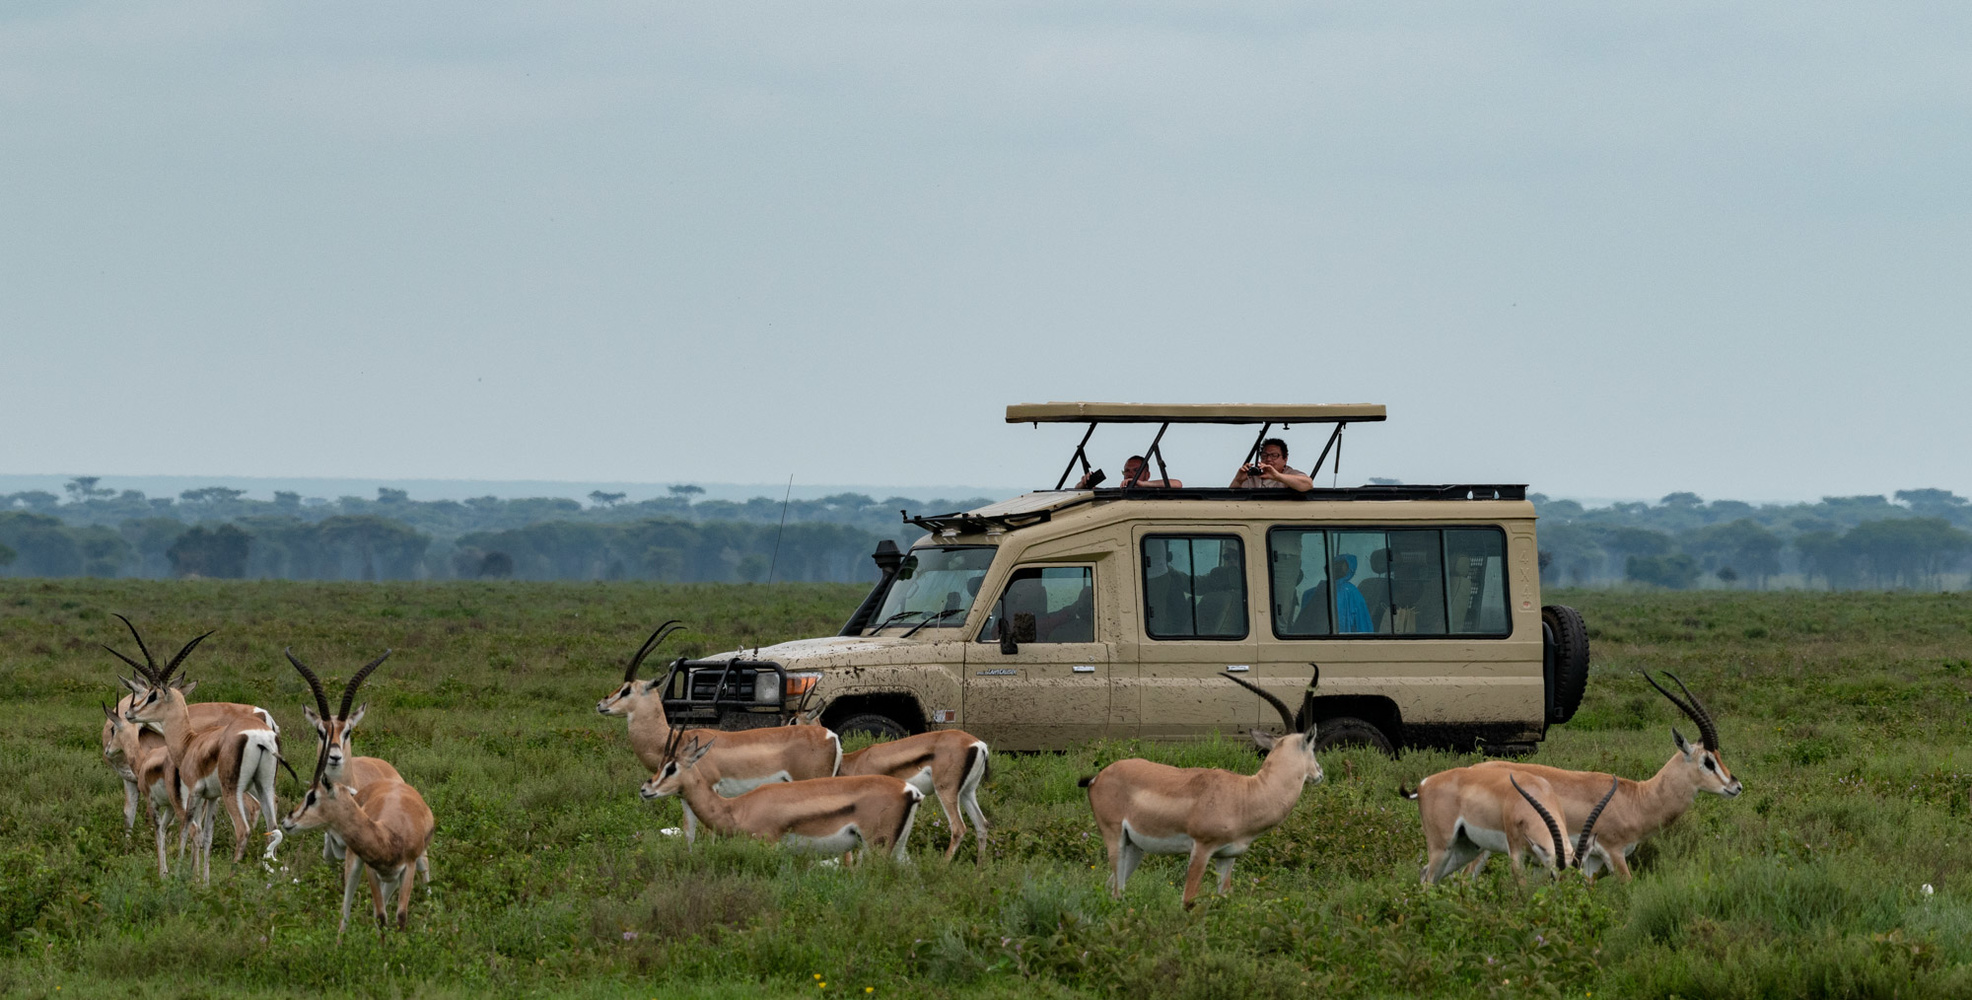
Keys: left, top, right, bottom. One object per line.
{"left": 1543, "top": 604, "right": 1591, "bottom": 724}
{"left": 1311, "top": 716, "right": 1395, "bottom": 757}
{"left": 834, "top": 712, "right": 909, "bottom": 741}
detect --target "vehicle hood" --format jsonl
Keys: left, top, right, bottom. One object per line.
{"left": 693, "top": 635, "right": 951, "bottom": 669}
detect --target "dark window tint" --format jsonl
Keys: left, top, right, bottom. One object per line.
{"left": 1142, "top": 536, "right": 1247, "bottom": 639}
{"left": 1268, "top": 529, "right": 1331, "bottom": 636}
{"left": 979, "top": 566, "right": 1095, "bottom": 644}
{"left": 1269, "top": 527, "right": 1509, "bottom": 638}
{"left": 1445, "top": 529, "right": 1509, "bottom": 634}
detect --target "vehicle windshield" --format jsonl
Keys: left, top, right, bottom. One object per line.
{"left": 868, "top": 546, "right": 996, "bottom": 634}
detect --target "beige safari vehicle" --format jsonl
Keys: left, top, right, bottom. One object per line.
{"left": 657, "top": 403, "right": 1591, "bottom": 754}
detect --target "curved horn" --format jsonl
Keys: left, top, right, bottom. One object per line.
{"left": 284, "top": 648, "right": 334, "bottom": 723}
{"left": 1511, "top": 774, "right": 1567, "bottom": 873}
{"left": 625, "top": 620, "right": 683, "bottom": 682}
{"left": 1574, "top": 776, "right": 1620, "bottom": 869}
{"left": 158, "top": 630, "right": 215, "bottom": 686}
{"left": 100, "top": 643, "right": 152, "bottom": 682}
{"left": 1299, "top": 663, "right": 1322, "bottom": 734}
{"left": 1223, "top": 672, "right": 1297, "bottom": 734}
{"left": 1641, "top": 670, "right": 1717, "bottom": 751}
{"left": 338, "top": 650, "right": 392, "bottom": 720}
{"left": 111, "top": 614, "right": 158, "bottom": 681}
{"left": 1663, "top": 671, "right": 1719, "bottom": 751}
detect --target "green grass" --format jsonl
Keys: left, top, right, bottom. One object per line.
{"left": 3, "top": 581, "right": 1972, "bottom": 997}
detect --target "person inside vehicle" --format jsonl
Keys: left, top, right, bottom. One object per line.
{"left": 1299, "top": 553, "right": 1374, "bottom": 633}
{"left": 1078, "top": 455, "right": 1181, "bottom": 489}
{"left": 1230, "top": 438, "right": 1313, "bottom": 491}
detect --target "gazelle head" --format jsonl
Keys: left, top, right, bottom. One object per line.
{"left": 1644, "top": 670, "right": 1742, "bottom": 798}
{"left": 1222, "top": 665, "right": 1325, "bottom": 786}
{"left": 101, "top": 697, "right": 135, "bottom": 763}
{"left": 640, "top": 730, "right": 712, "bottom": 800}
{"left": 597, "top": 620, "right": 683, "bottom": 717}
{"left": 284, "top": 647, "right": 392, "bottom": 781}
{"left": 106, "top": 614, "right": 212, "bottom": 726}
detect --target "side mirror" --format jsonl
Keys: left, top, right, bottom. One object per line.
{"left": 998, "top": 611, "right": 1038, "bottom": 654}
{"left": 999, "top": 617, "right": 1017, "bottom": 655}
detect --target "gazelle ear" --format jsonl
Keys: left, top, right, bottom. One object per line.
{"left": 119, "top": 675, "right": 146, "bottom": 695}
{"left": 303, "top": 705, "right": 325, "bottom": 730}
{"left": 346, "top": 704, "right": 367, "bottom": 730}
{"left": 174, "top": 678, "right": 197, "bottom": 696}
{"left": 1250, "top": 729, "right": 1279, "bottom": 752}
{"left": 1672, "top": 727, "right": 1692, "bottom": 755}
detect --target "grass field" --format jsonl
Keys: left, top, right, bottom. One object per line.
{"left": 3, "top": 580, "right": 1972, "bottom": 998}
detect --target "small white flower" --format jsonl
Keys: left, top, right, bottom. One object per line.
{"left": 1923, "top": 884, "right": 1935, "bottom": 896}
{"left": 659, "top": 827, "right": 682, "bottom": 837}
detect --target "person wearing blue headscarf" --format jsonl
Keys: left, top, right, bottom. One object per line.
{"left": 1334, "top": 554, "right": 1374, "bottom": 632}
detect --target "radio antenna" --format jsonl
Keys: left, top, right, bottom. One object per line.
{"left": 764, "top": 474, "right": 794, "bottom": 587}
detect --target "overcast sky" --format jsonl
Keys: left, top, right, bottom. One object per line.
{"left": 5, "top": 2, "right": 1968, "bottom": 504}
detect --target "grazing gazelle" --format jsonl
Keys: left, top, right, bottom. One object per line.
{"left": 641, "top": 731, "right": 923, "bottom": 862}
{"left": 113, "top": 619, "right": 288, "bottom": 880}
{"left": 101, "top": 699, "right": 184, "bottom": 875}
{"left": 837, "top": 729, "right": 990, "bottom": 862}
{"left": 1404, "top": 766, "right": 1618, "bottom": 883}
{"left": 282, "top": 648, "right": 429, "bottom": 887}
{"left": 283, "top": 740, "right": 436, "bottom": 942}
{"left": 1471, "top": 670, "right": 1742, "bottom": 880}
{"left": 596, "top": 622, "right": 840, "bottom": 842}
{"left": 1079, "top": 668, "right": 1325, "bottom": 908}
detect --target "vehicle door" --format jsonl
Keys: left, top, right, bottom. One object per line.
{"left": 1128, "top": 531, "right": 1259, "bottom": 740}
{"left": 964, "top": 564, "right": 1110, "bottom": 750}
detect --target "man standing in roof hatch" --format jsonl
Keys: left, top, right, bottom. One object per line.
{"left": 1078, "top": 455, "right": 1182, "bottom": 489}
{"left": 1231, "top": 438, "right": 1313, "bottom": 491}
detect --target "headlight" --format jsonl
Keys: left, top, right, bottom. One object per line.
{"left": 754, "top": 671, "right": 780, "bottom": 705}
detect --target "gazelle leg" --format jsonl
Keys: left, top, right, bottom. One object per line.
{"left": 1181, "top": 844, "right": 1215, "bottom": 908}
{"left": 960, "top": 785, "right": 989, "bottom": 865}
{"left": 681, "top": 802, "right": 699, "bottom": 845}
{"left": 1212, "top": 855, "right": 1237, "bottom": 894}
{"left": 123, "top": 778, "right": 141, "bottom": 837}
{"left": 338, "top": 851, "right": 363, "bottom": 943}
{"left": 154, "top": 799, "right": 171, "bottom": 876}
{"left": 418, "top": 852, "right": 431, "bottom": 893}
{"left": 1109, "top": 830, "right": 1142, "bottom": 898}
{"left": 939, "top": 788, "right": 966, "bottom": 860}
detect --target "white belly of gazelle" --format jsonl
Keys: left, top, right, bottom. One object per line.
{"left": 714, "top": 771, "right": 793, "bottom": 797}
{"left": 1121, "top": 822, "right": 1249, "bottom": 858}
{"left": 781, "top": 827, "right": 863, "bottom": 855}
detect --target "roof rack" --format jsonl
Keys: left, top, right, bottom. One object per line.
{"left": 1007, "top": 402, "right": 1388, "bottom": 491}
{"left": 1090, "top": 484, "right": 1528, "bottom": 502}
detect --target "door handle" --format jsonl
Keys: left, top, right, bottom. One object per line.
{"left": 1225, "top": 664, "right": 1250, "bottom": 672}
{"left": 1072, "top": 665, "right": 1096, "bottom": 673}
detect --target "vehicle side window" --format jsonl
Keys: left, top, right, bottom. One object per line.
{"left": 1142, "top": 535, "right": 1247, "bottom": 640}
{"left": 978, "top": 566, "right": 1095, "bottom": 644}
{"left": 1269, "top": 527, "right": 1508, "bottom": 638}
{"left": 1445, "top": 529, "right": 1509, "bottom": 634}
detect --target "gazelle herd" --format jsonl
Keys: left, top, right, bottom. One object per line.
{"left": 89, "top": 613, "right": 1743, "bottom": 938}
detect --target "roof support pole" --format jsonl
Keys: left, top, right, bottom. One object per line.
{"left": 1054, "top": 422, "right": 1099, "bottom": 490}
{"left": 1143, "top": 422, "right": 1172, "bottom": 486}
{"left": 1241, "top": 422, "right": 1275, "bottom": 467}
{"left": 1309, "top": 422, "right": 1347, "bottom": 480}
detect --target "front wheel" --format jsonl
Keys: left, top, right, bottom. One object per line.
{"left": 834, "top": 712, "right": 909, "bottom": 742}
{"left": 1311, "top": 716, "right": 1395, "bottom": 757}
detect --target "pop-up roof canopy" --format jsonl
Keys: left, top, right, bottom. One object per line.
{"left": 1006, "top": 402, "right": 1386, "bottom": 425}
{"left": 1007, "top": 402, "right": 1388, "bottom": 490}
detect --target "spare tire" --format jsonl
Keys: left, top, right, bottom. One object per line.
{"left": 1543, "top": 604, "right": 1590, "bottom": 724}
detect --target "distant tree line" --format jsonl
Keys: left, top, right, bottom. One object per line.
{"left": 0, "top": 480, "right": 988, "bottom": 583}
{"left": 6, "top": 478, "right": 1971, "bottom": 589}
{"left": 1533, "top": 489, "right": 1972, "bottom": 590}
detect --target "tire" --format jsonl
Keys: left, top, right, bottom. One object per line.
{"left": 1543, "top": 604, "right": 1591, "bottom": 724}
{"left": 1311, "top": 716, "right": 1395, "bottom": 757}
{"left": 834, "top": 712, "right": 909, "bottom": 742}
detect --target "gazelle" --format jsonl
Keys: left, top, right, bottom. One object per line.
{"left": 101, "top": 699, "right": 185, "bottom": 875}
{"left": 837, "top": 729, "right": 990, "bottom": 862}
{"left": 1471, "top": 670, "right": 1742, "bottom": 880}
{"left": 281, "top": 648, "right": 429, "bottom": 885}
{"left": 115, "top": 621, "right": 287, "bottom": 880}
{"left": 596, "top": 621, "right": 840, "bottom": 842}
{"left": 1079, "top": 668, "right": 1325, "bottom": 908}
{"left": 640, "top": 731, "right": 922, "bottom": 862}
{"left": 282, "top": 742, "right": 436, "bottom": 942}
{"left": 1404, "top": 766, "right": 1617, "bottom": 883}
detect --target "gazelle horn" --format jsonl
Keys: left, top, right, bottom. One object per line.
{"left": 1222, "top": 672, "right": 1297, "bottom": 734}
{"left": 1641, "top": 670, "right": 1719, "bottom": 751}
{"left": 1574, "top": 776, "right": 1620, "bottom": 868}
{"left": 284, "top": 648, "right": 334, "bottom": 723}
{"left": 1511, "top": 774, "right": 1567, "bottom": 871}
{"left": 337, "top": 650, "right": 393, "bottom": 720}
{"left": 624, "top": 620, "right": 684, "bottom": 682}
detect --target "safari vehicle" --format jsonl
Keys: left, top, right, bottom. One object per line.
{"left": 655, "top": 403, "right": 1591, "bottom": 754}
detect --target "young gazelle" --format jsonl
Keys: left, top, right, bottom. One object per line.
{"left": 1079, "top": 669, "right": 1325, "bottom": 908}
{"left": 101, "top": 699, "right": 184, "bottom": 875}
{"left": 281, "top": 648, "right": 428, "bottom": 885}
{"left": 284, "top": 742, "right": 436, "bottom": 942}
{"left": 1471, "top": 671, "right": 1742, "bottom": 880}
{"left": 1405, "top": 766, "right": 1617, "bottom": 883}
{"left": 837, "top": 729, "right": 990, "bottom": 862}
{"left": 113, "top": 621, "right": 289, "bottom": 880}
{"left": 641, "top": 731, "right": 923, "bottom": 862}
{"left": 596, "top": 622, "right": 840, "bottom": 842}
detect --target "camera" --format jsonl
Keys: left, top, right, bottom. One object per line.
{"left": 1082, "top": 468, "right": 1107, "bottom": 488}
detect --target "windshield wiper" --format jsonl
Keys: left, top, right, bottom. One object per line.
{"left": 899, "top": 607, "right": 966, "bottom": 638}
{"left": 867, "top": 609, "right": 929, "bottom": 632}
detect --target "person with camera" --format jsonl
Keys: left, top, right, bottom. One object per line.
{"left": 1077, "top": 455, "right": 1181, "bottom": 489}
{"left": 1230, "top": 437, "right": 1313, "bottom": 491}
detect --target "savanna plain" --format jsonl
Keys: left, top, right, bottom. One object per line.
{"left": 3, "top": 580, "right": 1971, "bottom": 999}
